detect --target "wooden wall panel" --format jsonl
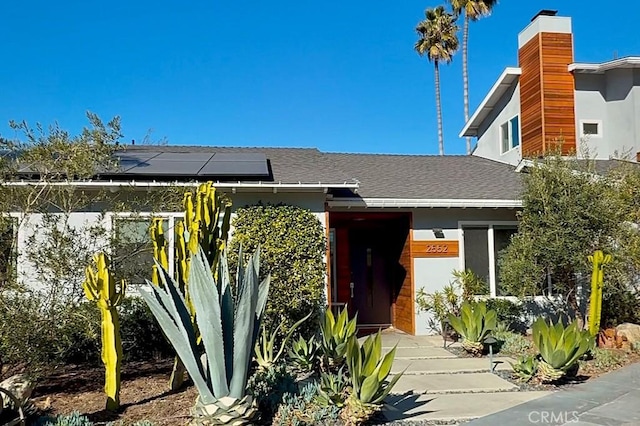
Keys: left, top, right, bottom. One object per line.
{"left": 519, "top": 36, "right": 545, "bottom": 156}
{"left": 540, "top": 33, "right": 576, "bottom": 154}
{"left": 411, "top": 240, "right": 459, "bottom": 258}
{"left": 518, "top": 32, "right": 575, "bottom": 157}
{"left": 394, "top": 225, "right": 414, "bottom": 334}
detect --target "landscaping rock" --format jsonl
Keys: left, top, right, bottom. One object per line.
{"left": 0, "top": 373, "right": 36, "bottom": 406}
{"left": 615, "top": 323, "right": 640, "bottom": 345}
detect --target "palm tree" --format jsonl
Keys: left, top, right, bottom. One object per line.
{"left": 415, "top": 6, "right": 459, "bottom": 156}
{"left": 448, "top": 0, "right": 498, "bottom": 154}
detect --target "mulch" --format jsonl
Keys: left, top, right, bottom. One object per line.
{"left": 31, "top": 359, "right": 197, "bottom": 425}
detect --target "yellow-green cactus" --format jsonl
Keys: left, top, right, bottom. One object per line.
{"left": 588, "top": 250, "right": 612, "bottom": 336}
{"left": 160, "top": 182, "right": 231, "bottom": 391}
{"left": 83, "top": 252, "right": 126, "bottom": 411}
{"left": 149, "top": 218, "right": 169, "bottom": 286}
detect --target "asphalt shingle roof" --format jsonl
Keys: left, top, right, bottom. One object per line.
{"left": 116, "top": 146, "right": 523, "bottom": 200}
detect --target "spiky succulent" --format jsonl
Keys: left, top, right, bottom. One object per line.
{"left": 288, "top": 335, "right": 319, "bottom": 371}
{"left": 532, "top": 318, "right": 594, "bottom": 383}
{"left": 510, "top": 354, "right": 539, "bottom": 382}
{"left": 448, "top": 301, "right": 497, "bottom": 356}
{"left": 319, "top": 306, "right": 357, "bottom": 368}
{"left": 139, "top": 246, "right": 270, "bottom": 425}
{"left": 341, "top": 333, "right": 403, "bottom": 424}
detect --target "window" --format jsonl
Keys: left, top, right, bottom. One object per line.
{"left": 580, "top": 120, "right": 602, "bottom": 138}
{"left": 0, "top": 218, "right": 17, "bottom": 287}
{"left": 113, "top": 215, "right": 182, "bottom": 285}
{"left": 461, "top": 223, "right": 518, "bottom": 297}
{"left": 500, "top": 116, "right": 521, "bottom": 153}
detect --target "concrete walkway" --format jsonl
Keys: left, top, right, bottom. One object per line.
{"left": 466, "top": 362, "right": 640, "bottom": 426}
{"left": 378, "top": 332, "right": 551, "bottom": 423}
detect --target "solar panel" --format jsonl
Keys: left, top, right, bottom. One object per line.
{"left": 198, "top": 153, "right": 269, "bottom": 177}
{"left": 113, "top": 151, "right": 269, "bottom": 178}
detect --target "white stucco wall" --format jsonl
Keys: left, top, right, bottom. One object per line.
{"left": 412, "top": 208, "right": 519, "bottom": 335}
{"left": 575, "top": 69, "right": 640, "bottom": 159}
{"left": 15, "top": 212, "right": 112, "bottom": 289}
{"left": 13, "top": 192, "right": 327, "bottom": 292}
{"left": 472, "top": 83, "right": 522, "bottom": 166}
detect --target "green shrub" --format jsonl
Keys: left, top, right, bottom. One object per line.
{"left": 485, "top": 299, "right": 524, "bottom": 331}
{"left": 247, "top": 364, "right": 297, "bottom": 422}
{"left": 228, "top": 203, "right": 326, "bottom": 339}
{"left": 583, "top": 348, "right": 625, "bottom": 370}
{"left": 0, "top": 292, "right": 102, "bottom": 378}
{"left": 416, "top": 269, "right": 487, "bottom": 334}
{"left": 601, "top": 286, "right": 640, "bottom": 328}
{"left": 118, "top": 297, "right": 174, "bottom": 361}
{"left": 494, "top": 330, "right": 534, "bottom": 355}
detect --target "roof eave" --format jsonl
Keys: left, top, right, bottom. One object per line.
{"left": 459, "top": 67, "right": 522, "bottom": 138}
{"left": 569, "top": 57, "right": 640, "bottom": 74}
{"left": 328, "top": 197, "right": 522, "bottom": 209}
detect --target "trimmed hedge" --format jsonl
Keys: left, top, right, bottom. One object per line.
{"left": 228, "top": 203, "right": 326, "bottom": 339}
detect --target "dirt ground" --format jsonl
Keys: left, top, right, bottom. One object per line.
{"left": 31, "top": 359, "right": 197, "bottom": 425}
{"left": 30, "top": 351, "right": 640, "bottom": 425}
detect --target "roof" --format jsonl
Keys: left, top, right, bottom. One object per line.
{"left": 459, "top": 67, "right": 521, "bottom": 138}
{"left": 111, "top": 146, "right": 522, "bottom": 202}
{"left": 569, "top": 57, "right": 640, "bottom": 74}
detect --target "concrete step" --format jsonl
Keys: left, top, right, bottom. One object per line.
{"left": 358, "top": 334, "right": 440, "bottom": 349}
{"left": 394, "top": 347, "right": 456, "bottom": 359}
{"left": 383, "top": 391, "right": 551, "bottom": 423}
{"left": 391, "top": 372, "right": 518, "bottom": 395}
{"left": 391, "top": 356, "right": 515, "bottom": 375}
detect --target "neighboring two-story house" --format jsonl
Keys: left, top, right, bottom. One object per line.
{"left": 461, "top": 10, "right": 640, "bottom": 165}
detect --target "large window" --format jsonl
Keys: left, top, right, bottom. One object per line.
{"left": 500, "top": 115, "right": 521, "bottom": 153}
{"left": 461, "top": 223, "right": 518, "bottom": 297}
{"left": 0, "top": 218, "right": 17, "bottom": 287}
{"left": 112, "top": 215, "right": 180, "bottom": 286}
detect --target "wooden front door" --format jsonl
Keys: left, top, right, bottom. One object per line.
{"left": 349, "top": 228, "right": 392, "bottom": 325}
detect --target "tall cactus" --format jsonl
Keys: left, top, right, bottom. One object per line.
{"left": 150, "top": 182, "right": 232, "bottom": 391}
{"left": 83, "top": 252, "right": 126, "bottom": 411}
{"left": 588, "top": 250, "right": 612, "bottom": 337}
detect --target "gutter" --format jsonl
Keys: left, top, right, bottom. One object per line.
{"left": 2, "top": 180, "right": 359, "bottom": 193}
{"left": 327, "top": 198, "right": 522, "bottom": 208}
{"left": 569, "top": 57, "right": 640, "bottom": 73}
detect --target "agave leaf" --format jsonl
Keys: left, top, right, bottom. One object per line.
{"left": 139, "top": 283, "right": 215, "bottom": 404}
{"left": 372, "top": 370, "right": 404, "bottom": 404}
{"left": 448, "top": 313, "right": 464, "bottom": 336}
{"left": 229, "top": 250, "right": 260, "bottom": 398}
{"left": 273, "top": 311, "right": 313, "bottom": 363}
{"left": 218, "top": 252, "right": 235, "bottom": 388}
{"left": 362, "top": 334, "right": 381, "bottom": 377}
{"left": 360, "top": 370, "right": 381, "bottom": 403}
{"left": 377, "top": 346, "right": 397, "bottom": 382}
{"left": 189, "top": 248, "right": 229, "bottom": 398}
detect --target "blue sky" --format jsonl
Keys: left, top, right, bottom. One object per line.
{"left": 1, "top": 1, "right": 638, "bottom": 155}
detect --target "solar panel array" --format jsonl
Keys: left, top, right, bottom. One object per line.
{"left": 115, "top": 151, "right": 270, "bottom": 178}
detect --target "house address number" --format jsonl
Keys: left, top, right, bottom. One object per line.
{"left": 411, "top": 240, "right": 459, "bottom": 258}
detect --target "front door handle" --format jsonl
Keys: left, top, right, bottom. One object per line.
{"left": 349, "top": 282, "right": 354, "bottom": 298}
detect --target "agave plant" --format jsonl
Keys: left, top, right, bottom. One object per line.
{"left": 255, "top": 312, "right": 312, "bottom": 370}
{"left": 510, "top": 354, "right": 539, "bottom": 382}
{"left": 341, "top": 333, "right": 403, "bottom": 425}
{"left": 448, "top": 301, "right": 497, "bottom": 356}
{"left": 288, "top": 335, "right": 319, "bottom": 371}
{"left": 532, "top": 318, "right": 594, "bottom": 383}
{"left": 315, "top": 368, "right": 348, "bottom": 408}
{"left": 319, "top": 306, "right": 357, "bottom": 368}
{"left": 139, "top": 247, "right": 270, "bottom": 425}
